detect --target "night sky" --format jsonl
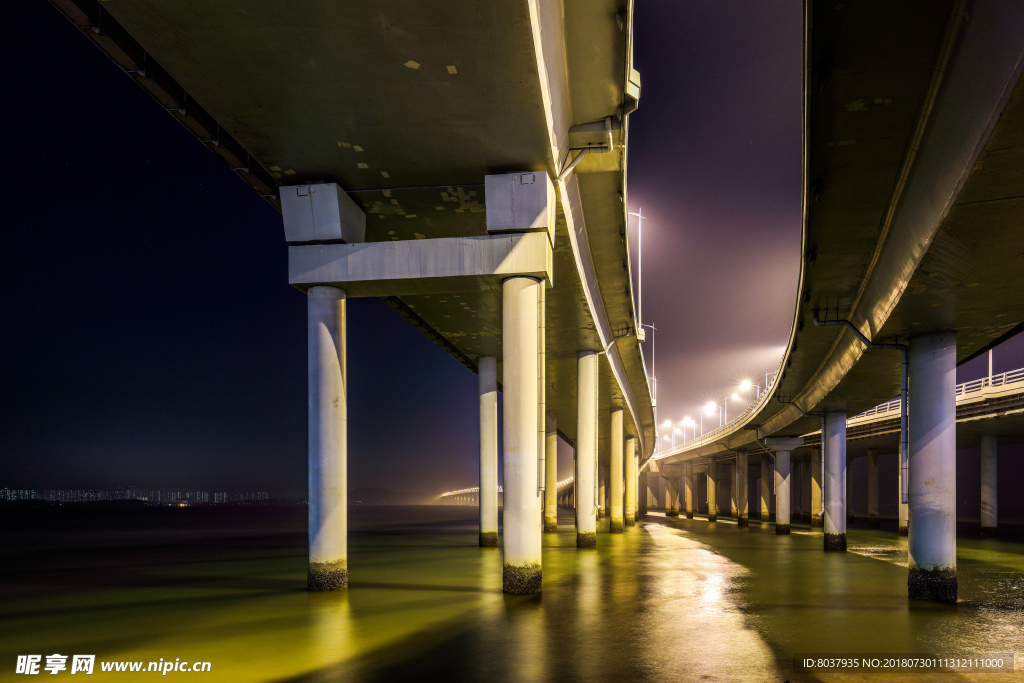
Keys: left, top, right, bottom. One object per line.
{"left": 4, "top": 1, "right": 1023, "bottom": 504}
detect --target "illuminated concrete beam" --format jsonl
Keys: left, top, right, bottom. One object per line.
{"left": 289, "top": 232, "right": 553, "bottom": 297}
{"left": 908, "top": 332, "right": 957, "bottom": 602}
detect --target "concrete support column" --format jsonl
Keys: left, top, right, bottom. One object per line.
{"left": 775, "top": 452, "right": 790, "bottom": 534}
{"left": 501, "top": 276, "right": 543, "bottom": 593}
{"left": 706, "top": 457, "right": 718, "bottom": 522}
{"left": 610, "top": 409, "right": 625, "bottom": 532}
{"left": 638, "top": 470, "right": 648, "bottom": 517}
{"left": 898, "top": 465, "right": 909, "bottom": 535}
{"left": 796, "top": 459, "right": 805, "bottom": 519}
{"left": 478, "top": 357, "right": 499, "bottom": 547}
{"left": 665, "top": 474, "right": 680, "bottom": 516}
{"left": 811, "top": 450, "right": 823, "bottom": 528}
{"left": 736, "top": 451, "right": 749, "bottom": 526}
{"left": 760, "top": 457, "right": 772, "bottom": 522}
{"left": 575, "top": 351, "right": 598, "bottom": 547}
{"left": 307, "top": 286, "right": 348, "bottom": 591}
{"left": 543, "top": 412, "right": 558, "bottom": 533}
{"left": 908, "top": 332, "right": 957, "bottom": 602}
{"left": 766, "top": 439, "right": 801, "bottom": 535}
{"left": 625, "top": 437, "right": 638, "bottom": 526}
{"left": 684, "top": 461, "right": 694, "bottom": 518}
{"left": 598, "top": 467, "right": 606, "bottom": 519}
{"left": 729, "top": 462, "right": 737, "bottom": 518}
{"left": 981, "top": 435, "right": 997, "bottom": 537}
{"left": 823, "top": 411, "right": 847, "bottom": 551}
{"left": 867, "top": 448, "right": 879, "bottom": 529}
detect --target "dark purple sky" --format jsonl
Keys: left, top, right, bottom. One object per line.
{"left": 4, "top": 1, "right": 1022, "bottom": 501}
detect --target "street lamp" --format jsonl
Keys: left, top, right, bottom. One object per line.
{"left": 739, "top": 378, "right": 762, "bottom": 399}
{"left": 681, "top": 416, "right": 695, "bottom": 442}
{"left": 702, "top": 401, "right": 721, "bottom": 433}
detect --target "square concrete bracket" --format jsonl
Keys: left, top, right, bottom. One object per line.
{"left": 485, "top": 172, "right": 556, "bottom": 247}
{"left": 288, "top": 233, "right": 553, "bottom": 297}
{"left": 281, "top": 183, "right": 366, "bottom": 244}
{"left": 765, "top": 437, "right": 804, "bottom": 452}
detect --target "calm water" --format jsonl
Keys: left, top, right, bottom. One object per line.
{"left": 2, "top": 505, "right": 1023, "bottom": 681}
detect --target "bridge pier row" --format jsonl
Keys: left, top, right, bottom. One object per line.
{"left": 706, "top": 457, "right": 718, "bottom": 522}
{"left": 908, "top": 332, "right": 957, "bottom": 603}
{"left": 767, "top": 439, "right": 802, "bottom": 534}
{"left": 307, "top": 286, "right": 348, "bottom": 591}
{"left": 575, "top": 351, "right": 599, "bottom": 547}
{"left": 867, "top": 448, "right": 880, "bottom": 529}
{"left": 811, "top": 450, "right": 823, "bottom": 528}
{"left": 684, "top": 461, "right": 694, "bottom": 518}
{"left": 625, "top": 438, "right": 638, "bottom": 526}
{"left": 478, "top": 357, "right": 500, "bottom": 547}
{"left": 736, "top": 451, "right": 749, "bottom": 526}
{"left": 598, "top": 466, "right": 607, "bottom": 519}
{"left": 543, "top": 412, "right": 558, "bottom": 533}
{"left": 501, "top": 276, "right": 544, "bottom": 594}
{"left": 609, "top": 409, "right": 625, "bottom": 532}
{"left": 823, "top": 412, "right": 847, "bottom": 551}
{"left": 981, "top": 435, "right": 997, "bottom": 537}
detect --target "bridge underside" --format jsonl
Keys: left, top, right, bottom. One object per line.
{"left": 47, "top": 0, "right": 655, "bottom": 461}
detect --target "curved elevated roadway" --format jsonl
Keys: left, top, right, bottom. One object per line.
{"left": 651, "top": 0, "right": 1024, "bottom": 470}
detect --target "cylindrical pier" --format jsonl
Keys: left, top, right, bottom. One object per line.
{"left": 610, "top": 409, "right": 624, "bottom": 533}
{"left": 501, "top": 276, "right": 543, "bottom": 593}
{"left": 575, "top": 352, "right": 598, "bottom": 547}
{"left": 736, "top": 451, "right": 749, "bottom": 526}
{"left": 478, "top": 357, "right": 499, "bottom": 547}
{"left": 706, "top": 456, "right": 717, "bottom": 522}
{"left": 307, "top": 286, "right": 348, "bottom": 591}
{"left": 823, "top": 411, "right": 847, "bottom": 551}
{"left": 867, "top": 448, "right": 879, "bottom": 529}
{"left": 908, "top": 332, "right": 957, "bottom": 602}
{"left": 981, "top": 435, "right": 997, "bottom": 537}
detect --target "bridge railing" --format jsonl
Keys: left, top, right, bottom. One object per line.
{"left": 660, "top": 368, "right": 781, "bottom": 455}
{"left": 849, "top": 367, "right": 1024, "bottom": 421}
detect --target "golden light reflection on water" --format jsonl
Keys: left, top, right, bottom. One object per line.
{"left": 3, "top": 507, "right": 1024, "bottom": 681}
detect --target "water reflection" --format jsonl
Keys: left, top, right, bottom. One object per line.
{"left": 2, "top": 505, "right": 1023, "bottom": 681}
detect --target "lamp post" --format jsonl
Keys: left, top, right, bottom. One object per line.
{"left": 682, "top": 416, "right": 694, "bottom": 443}
{"left": 628, "top": 209, "right": 645, "bottom": 331}
{"left": 703, "top": 402, "right": 722, "bottom": 432}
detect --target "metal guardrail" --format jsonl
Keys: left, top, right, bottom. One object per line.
{"left": 653, "top": 366, "right": 1024, "bottom": 461}
{"left": 655, "top": 370, "right": 780, "bottom": 456}
{"left": 850, "top": 367, "right": 1024, "bottom": 421}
